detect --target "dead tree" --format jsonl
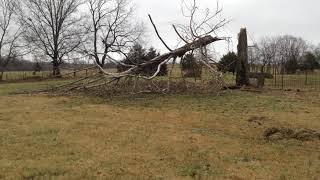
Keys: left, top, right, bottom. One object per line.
{"left": 19, "top": 0, "right": 85, "bottom": 76}
{"left": 236, "top": 28, "right": 250, "bottom": 86}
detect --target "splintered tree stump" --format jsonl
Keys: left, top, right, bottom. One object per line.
{"left": 236, "top": 28, "right": 250, "bottom": 86}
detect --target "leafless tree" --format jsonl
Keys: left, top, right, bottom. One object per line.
{"left": 276, "top": 35, "right": 307, "bottom": 73}
{"left": 252, "top": 35, "right": 308, "bottom": 74}
{"left": 82, "top": 0, "right": 144, "bottom": 68}
{"left": 19, "top": 0, "right": 85, "bottom": 76}
{"left": 248, "top": 45, "right": 260, "bottom": 71}
{"left": 174, "top": 0, "right": 228, "bottom": 42}
{"left": 313, "top": 44, "right": 320, "bottom": 60}
{"left": 256, "top": 37, "right": 278, "bottom": 73}
{"left": 0, "top": 0, "right": 22, "bottom": 80}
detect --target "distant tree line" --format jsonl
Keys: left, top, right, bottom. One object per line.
{"left": 218, "top": 35, "right": 320, "bottom": 75}
{"left": 2, "top": 57, "right": 94, "bottom": 72}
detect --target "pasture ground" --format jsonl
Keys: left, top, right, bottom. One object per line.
{"left": 0, "top": 80, "right": 319, "bottom": 179}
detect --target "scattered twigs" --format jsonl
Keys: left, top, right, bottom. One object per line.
{"left": 84, "top": 78, "right": 119, "bottom": 89}
{"left": 53, "top": 74, "right": 97, "bottom": 89}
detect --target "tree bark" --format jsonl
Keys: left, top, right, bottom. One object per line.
{"left": 236, "top": 28, "right": 250, "bottom": 86}
{"left": 0, "top": 71, "right": 4, "bottom": 81}
{"left": 52, "top": 60, "right": 61, "bottom": 77}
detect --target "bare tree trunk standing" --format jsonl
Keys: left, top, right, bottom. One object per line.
{"left": 52, "top": 59, "right": 61, "bottom": 76}
{"left": 236, "top": 28, "right": 250, "bottom": 86}
{"left": 0, "top": 69, "right": 4, "bottom": 80}
{"left": 19, "top": 0, "right": 84, "bottom": 77}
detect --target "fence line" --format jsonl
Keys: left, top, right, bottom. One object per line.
{"left": 1, "top": 67, "right": 320, "bottom": 90}
{"left": 1, "top": 66, "right": 99, "bottom": 82}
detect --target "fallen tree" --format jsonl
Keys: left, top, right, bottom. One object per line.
{"left": 96, "top": 35, "right": 223, "bottom": 79}
{"left": 40, "top": 0, "right": 230, "bottom": 95}
{"left": 44, "top": 35, "right": 226, "bottom": 94}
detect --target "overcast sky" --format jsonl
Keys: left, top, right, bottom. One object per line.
{"left": 133, "top": 0, "right": 320, "bottom": 56}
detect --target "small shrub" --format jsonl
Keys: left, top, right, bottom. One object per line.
{"left": 117, "top": 44, "right": 167, "bottom": 76}
{"left": 181, "top": 53, "right": 202, "bottom": 78}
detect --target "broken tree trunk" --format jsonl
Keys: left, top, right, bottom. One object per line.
{"left": 236, "top": 28, "right": 250, "bottom": 86}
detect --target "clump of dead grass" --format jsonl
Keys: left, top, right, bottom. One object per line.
{"left": 263, "top": 127, "right": 320, "bottom": 141}
{"left": 76, "top": 79, "right": 223, "bottom": 97}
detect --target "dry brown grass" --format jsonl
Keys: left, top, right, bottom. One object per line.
{"left": 0, "top": 81, "right": 319, "bottom": 179}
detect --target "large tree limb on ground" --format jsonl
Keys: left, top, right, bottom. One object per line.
{"left": 96, "top": 35, "right": 224, "bottom": 79}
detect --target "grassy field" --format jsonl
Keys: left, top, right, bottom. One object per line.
{"left": 0, "top": 80, "right": 320, "bottom": 179}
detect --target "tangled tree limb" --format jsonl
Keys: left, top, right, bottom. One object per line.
{"left": 41, "top": 36, "right": 225, "bottom": 95}
{"left": 96, "top": 35, "right": 224, "bottom": 79}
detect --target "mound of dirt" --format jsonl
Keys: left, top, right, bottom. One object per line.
{"left": 263, "top": 127, "right": 320, "bottom": 141}
{"left": 247, "top": 116, "right": 271, "bottom": 126}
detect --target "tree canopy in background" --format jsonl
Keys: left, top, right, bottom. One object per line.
{"left": 300, "top": 52, "right": 320, "bottom": 71}
{"left": 217, "top": 52, "right": 237, "bottom": 74}
{"left": 181, "top": 53, "right": 202, "bottom": 78}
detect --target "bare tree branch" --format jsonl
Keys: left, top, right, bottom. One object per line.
{"left": 172, "top": 24, "right": 189, "bottom": 44}
{"left": 82, "top": 0, "right": 144, "bottom": 68}
{"left": 148, "top": 14, "right": 172, "bottom": 52}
